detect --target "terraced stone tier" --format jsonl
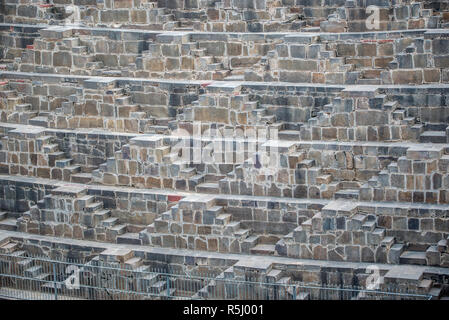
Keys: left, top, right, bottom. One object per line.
{"left": 0, "top": 0, "right": 448, "bottom": 297}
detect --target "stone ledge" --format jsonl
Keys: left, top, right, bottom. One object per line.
{"left": 3, "top": 229, "right": 449, "bottom": 277}
{"left": 1, "top": 174, "right": 448, "bottom": 212}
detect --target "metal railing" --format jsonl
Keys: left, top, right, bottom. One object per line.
{"left": 0, "top": 252, "right": 433, "bottom": 300}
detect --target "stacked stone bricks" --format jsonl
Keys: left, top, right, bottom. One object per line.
{"left": 0, "top": 0, "right": 449, "bottom": 299}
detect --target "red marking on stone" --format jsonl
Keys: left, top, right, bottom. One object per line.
{"left": 10, "top": 26, "right": 14, "bottom": 32}
{"left": 39, "top": 4, "right": 54, "bottom": 8}
{"left": 168, "top": 195, "right": 182, "bottom": 202}
{"left": 26, "top": 45, "right": 34, "bottom": 50}
{"left": 15, "top": 79, "right": 25, "bottom": 83}
{"left": 201, "top": 82, "right": 212, "bottom": 88}
{"left": 0, "top": 81, "right": 8, "bottom": 85}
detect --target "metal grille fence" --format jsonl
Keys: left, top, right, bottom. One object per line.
{"left": 0, "top": 252, "right": 432, "bottom": 300}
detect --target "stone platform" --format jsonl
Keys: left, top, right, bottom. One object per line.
{"left": 0, "top": 0, "right": 449, "bottom": 299}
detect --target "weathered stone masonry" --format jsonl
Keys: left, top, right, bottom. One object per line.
{"left": 0, "top": 0, "right": 449, "bottom": 299}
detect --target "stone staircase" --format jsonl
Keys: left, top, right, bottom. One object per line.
{"left": 360, "top": 144, "right": 449, "bottom": 203}
{"left": 139, "top": 33, "right": 231, "bottom": 80}
{"left": 0, "top": 212, "right": 18, "bottom": 232}
{"left": 95, "top": 248, "right": 176, "bottom": 298}
{"left": 194, "top": 260, "right": 310, "bottom": 300}
{"left": 40, "top": 135, "right": 92, "bottom": 184}
{"left": 17, "top": 186, "right": 116, "bottom": 242}
{"left": 277, "top": 200, "right": 398, "bottom": 262}
{"left": 0, "top": 127, "right": 90, "bottom": 183}
{"left": 0, "top": 241, "right": 53, "bottom": 289}
{"left": 419, "top": 123, "right": 448, "bottom": 144}
{"left": 141, "top": 195, "right": 251, "bottom": 253}
{"left": 399, "top": 239, "right": 449, "bottom": 267}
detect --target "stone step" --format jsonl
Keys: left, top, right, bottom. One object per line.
{"left": 42, "top": 144, "right": 59, "bottom": 153}
{"left": 63, "top": 165, "right": 81, "bottom": 175}
{"left": 102, "top": 217, "right": 119, "bottom": 227}
{"left": 16, "top": 258, "right": 34, "bottom": 272}
{"left": 224, "top": 221, "right": 240, "bottom": 234}
{"left": 108, "top": 224, "right": 127, "bottom": 236}
{"left": 149, "top": 280, "right": 167, "bottom": 294}
{"left": 234, "top": 228, "right": 250, "bottom": 239}
{"left": 426, "top": 246, "right": 440, "bottom": 266}
{"left": 215, "top": 214, "right": 232, "bottom": 226}
{"left": 252, "top": 108, "right": 266, "bottom": 117}
{"left": 407, "top": 145, "right": 444, "bottom": 161}
{"left": 99, "top": 248, "right": 134, "bottom": 263}
{"left": 0, "top": 212, "right": 7, "bottom": 221}
{"left": 180, "top": 167, "right": 197, "bottom": 178}
{"left": 24, "top": 265, "right": 43, "bottom": 278}
{"left": 84, "top": 202, "right": 103, "bottom": 213}
{"left": 40, "top": 281, "right": 64, "bottom": 293}
{"left": 357, "top": 79, "right": 382, "bottom": 85}
{"left": 368, "top": 228, "right": 386, "bottom": 245}
{"left": 265, "top": 269, "right": 283, "bottom": 283}
{"left": 316, "top": 174, "right": 332, "bottom": 184}
{"left": 161, "top": 211, "right": 172, "bottom": 221}
{"left": 261, "top": 115, "right": 276, "bottom": 123}
{"left": 124, "top": 256, "right": 143, "bottom": 269}
{"left": 400, "top": 251, "right": 427, "bottom": 265}
{"left": 392, "top": 109, "right": 406, "bottom": 121}
{"left": 0, "top": 241, "right": 19, "bottom": 253}
{"left": 297, "top": 159, "right": 315, "bottom": 169}
{"left": 15, "top": 104, "right": 32, "bottom": 112}
{"left": 388, "top": 163, "right": 398, "bottom": 173}
{"left": 334, "top": 189, "right": 359, "bottom": 200}
{"left": 7, "top": 250, "right": 26, "bottom": 259}
{"left": 278, "top": 130, "right": 301, "bottom": 141}
{"left": 321, "top": 200, "right": 358, "bottom": 216}
{"left": 159, "top": 288, "right": 176, "bottom": 298}
{"left": 437, "top": 239, "right": 448, "bottom": 253}
{"left": 224, "top": 75, "right": 245, "bottom": 81}
{"left": 72, "top": 46, "right": 88, "bottom": 54}
{"left": 0, "top": 90, "right": 16, "bottom": 98}
{"left": 70, "top": 172, "right": 93, "bottom": 184}
{"left": 138, "top": 274, "right": 160, "bottom": 290}
{"left": 0, "top": 219, "right": 17, "bottom": 232}
{"left": 250, "top": 244, "right": 276, "bottom": 256}
{"left": 294, "top": 292, "right": 310, "bottom": 300}
{"left": 203, "top": 206, "right": 224, "bottom": 224}
{"left": 276, "top": 276, "right": 292, "bottom": 286}
{"left": 73, "top": 195, "right": 95, "bottom": 211}
{"left": 145, "top": 222, "right": 155, "bottom": 234}
{"left": 191, "top": 49, "right": 207, "bottom": 57}
{"left": 34, "top": 273, "right": 52, "bottom": 282}
{"left": 407, "top": 243, "right": 429, "bottom": 252}
{"left": 196, "top": 182, "right": 219, "bottom": 194}
{"left": 361, "top": 220, "right": 376, "bottom": 232}
{"left": 92, "top": 209, "right": 111, "bottom": 224}
{"left": 117, "top": 233, "right": 142, "bottom": 245}
{"left": 207, "top": 63, "right": 223, "bottom": 71}
{"left": 419, "top": 131, "right": 447, "bottom": 143}
{"left": 28, "top": 116, "right": 49, "bottom": 127}
{"left": 241, "top": 235, "right": 259, "bottom": 253}
{"left": 383, "top": 266, "right": 423, "bottom": 286}
{"left": 301, "top": 219, "right": 312, "bottom": 231}
{"left": 429, "top": 286, "right": 443, "bottom": 300}
{"left": 48, "top": 152, "right": 66, "bottom": 166}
